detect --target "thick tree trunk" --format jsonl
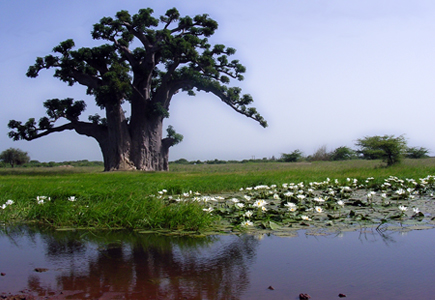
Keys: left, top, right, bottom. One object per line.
{"left": 95, "top": 104, "right": 170, "bottom": 171}
{"left": 130, "top": 115, "right": 170, "bottom": 171}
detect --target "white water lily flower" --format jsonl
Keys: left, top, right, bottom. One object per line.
{"left": 235, "top": 203, "right": 245, "bottom": 209}
{"left": 261, "top": 206, "right": 268, "bottom": 212}
{"left": 381, "top": 193, "right": 387, "bottom": 199}
{"left": 241, "top": 220, "right": 254, "bottom": 226}
{"left": 273, "top": 194, "right": 280, "bottom": 200}
{"left": 253, "top": 199, "right": 267, "bottom": 207}
{"left": 5, "top": 200, "right": 14, "bottom": 206}
{"left": 315, "top": 206, "right": 323, "bottom": 213}
{"left": 367, "top": 191, "right": 376, "bottom": 198}
{"left": 203, "top": 207, "right": 213, "bottom": 213}
{"left": 231, "top": 198, "right": 239, "bottom": 203}
{"left": 68, "top": 196, "right": 76, "bottom": 202}
{"left": 244, "top": 211, "right": 253, "bottom": 218}
{"left": 244, "top": 195, "right": 252, "bottom": 201}
{"left": 215, "top": 196, "right": 225, "bottom": 200}
{"left": 254, "top": 185, "right": 269, "bottom": 190}
{"left": 297, "top": 195, "right": 306, "bottom": 200}
{"left": 301, "top": 215, "right": 311, "bottom": 221}
{"left": 284, "top": 202, "right": 296, "bottom": 208}
{"left": 413, "top": 207, "right": 420, "bottom": 214}
{"left": 284, "top": 191, "right": 294, "bottom": 197}
{"left": 284, "top": 202, "right": 297, "bottom": 212}
{"left": 398, "top": 205, "right": 408, "bottom": 212}
{"left": 341, "top": 186, "right": 352, "bottom": 192}
{"left": 337, "top": 200, "right": 344, "bottom": 206}
{"left": 396, "top": 189, "right": 406, "bottom": 195}
{"left": 313, "top": 197, "right": 325, "bottom": 203}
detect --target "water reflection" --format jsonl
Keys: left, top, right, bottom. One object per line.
{"left": 0, "top": 226, "right": 259, "bottom": 299}
{"left": 2, "top": 226, "right": 435, "bottom": 299}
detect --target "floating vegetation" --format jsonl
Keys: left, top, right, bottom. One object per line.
{"left": 153, "top": 175, "right": 435, "bottom": 234}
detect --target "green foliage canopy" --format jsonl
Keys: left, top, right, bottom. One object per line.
{"left": 0, "top": 148, "right": 30, "bottom": 167}
{"left": 355, "top": 135, "right": 407, "bottom": 166}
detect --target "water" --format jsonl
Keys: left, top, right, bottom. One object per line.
{"left": 1, "top": 226, "right": 435, "bottom": 299}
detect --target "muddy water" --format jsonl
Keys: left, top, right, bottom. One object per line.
{"left": 1, "top": 226, "right": 435, "bottom": 299}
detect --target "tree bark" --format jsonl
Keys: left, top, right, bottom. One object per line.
{"left": 93, "top": 103, "right": 170, "bottom": 171}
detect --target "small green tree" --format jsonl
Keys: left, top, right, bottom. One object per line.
{"left": 355, "top": 135, "right": 407, "bottom": 166}
{"left": 330, "top": 146, "right": 356, "bottom": 161}
{"left": 280, "top": 149, "right": 303, "bottom": 162}
{"left": 406, "top": 146, "right": 430, "bottom": 159}
{"left": 0, "top": 148, "right": 30, "bottom": 167}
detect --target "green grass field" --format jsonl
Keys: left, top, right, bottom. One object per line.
{"left": 1, "top": 158, "right": 435, "bottom": 233}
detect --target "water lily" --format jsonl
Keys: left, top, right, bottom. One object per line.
{"left": 315, "top": 206, "right": 323, "bottom": 213}
{"left": 230, "top": 198, "right": 239, "bottom": 203}
{"left": 337, "top": 200, "right": 344, "bottom": 206}
{"left": 235, "top": 203, "right": 245, "bottom": 209}
{"left": 203, "top": 207, "right": 214, "bottom": 213}
{"left": 244, "top": 211, "right": 253, "bottom": 218}
{"left": 284, "top": 202, "right": 297, "bottom": 212}
{"left": 412, "top": 207, "right": 420, "bottom": 214}
{"left": 273, "top": 194, "right": 280, "bottom": 200}
{"left": 398, "top": 205, "right": 408, "bottom": 212}
{"left": 284, "top": 191, "right": 294, "bottom": 197}
{"left": 244, "top": 195, "right": 252, "bottom": 201}
{"left": 296, "top": 194, "right": 306, "bottom": 200}
{"left": 301, "top": 215, "right": 311, "bottom": 221}
{"left": 241, "top": 220, "right": 254, "bottom": 226}
{"left": 252, "top": 199, "right": 267, "bottom": 208}
{"left": 68, "top": 196, "right": 76, "bottom": 202}
{"left": 313, "top": 197, "right": 325, "bottom": 203}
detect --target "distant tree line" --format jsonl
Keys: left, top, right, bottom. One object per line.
{"left": 0, "top": 148, "right": 103, "bottom": 168}
{"left": 170, "top": 135, "right": 430, "bottom": 167}
{"left": 280, "top": 135, "right": 429, "bottom": 167}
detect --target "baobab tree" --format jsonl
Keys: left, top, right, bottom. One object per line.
{"left": 8, "top": 8, "right": 267, "bottom": 171}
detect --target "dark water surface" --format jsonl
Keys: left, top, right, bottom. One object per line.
{"left": 1, "top": 226, "right": 435, "bottom": 299}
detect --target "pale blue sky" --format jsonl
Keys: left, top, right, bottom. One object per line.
{"left": 1, "top": 0, "right": 434, "bottom": 162}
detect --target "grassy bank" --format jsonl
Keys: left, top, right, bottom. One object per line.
{"left": 1, "top": 159, "right": 435, "bottom": 232}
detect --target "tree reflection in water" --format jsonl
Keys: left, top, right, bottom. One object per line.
{"left": 1, "top": 226, "right": 259, "bottom": 299}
